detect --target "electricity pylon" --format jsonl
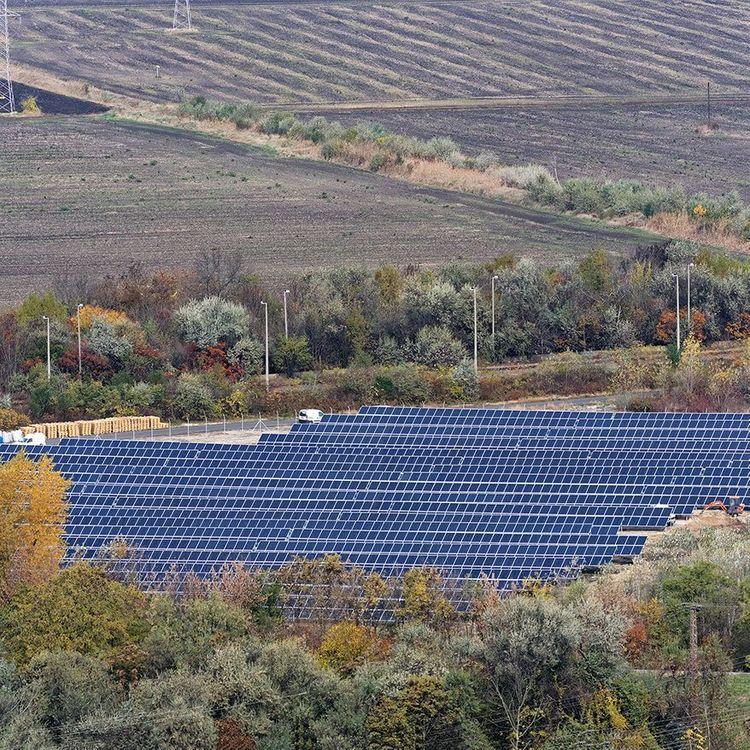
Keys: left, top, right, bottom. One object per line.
{"left": 173, "top": 0, "right": 192, "bottom": 31}
{"left": 0, "top": 0, "right": 14, "bottom": 113}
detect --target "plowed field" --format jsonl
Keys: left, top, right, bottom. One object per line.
{"left": 11, "top": 0, "right": 750, "bottom": 104}
{"left": 0, "top": 115, "right": 656, "bottom": 304}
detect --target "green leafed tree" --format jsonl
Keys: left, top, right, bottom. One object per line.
{"left": 272, "top": 336, "right": 313, "bottom": 377}
{"left": 173, "top": 296, "right": 250, "bottom": 349}
{"left": 0, "top": 564, "right": 150, "bottom": 665}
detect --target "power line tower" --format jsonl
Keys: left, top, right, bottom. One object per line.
{"left": 0, "top": 0, "right": 15, "bottom": 113}
{"left": 173, "top": 0, "right": 192, "bottom": 31}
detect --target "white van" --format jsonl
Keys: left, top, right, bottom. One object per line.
{"left": 298, "top": 409, "right": 324, "bottom": 424}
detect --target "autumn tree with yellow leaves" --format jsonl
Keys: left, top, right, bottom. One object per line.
{"left": 0, "top": 452, "right": 69, "bottom": 601}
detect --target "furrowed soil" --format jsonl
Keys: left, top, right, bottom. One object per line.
{"left": 306, "top": 99, "right": 750, "bottom": 201}
{"left": 0, "top": 115, "right": 655, "bottom": 305}
{"left": 11, "top": 0, "right": 750, "bottom": 104}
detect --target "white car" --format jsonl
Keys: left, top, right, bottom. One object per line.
{"left": 297, "top": 409, "right": 324, "bottom": 424}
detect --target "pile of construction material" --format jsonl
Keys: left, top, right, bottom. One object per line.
{"left": 21, "top": 416, "right": 167, "bottom": 440}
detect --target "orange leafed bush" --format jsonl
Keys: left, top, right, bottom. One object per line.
{"left": 72, "top": 304, "right": 133, "bottom": 331}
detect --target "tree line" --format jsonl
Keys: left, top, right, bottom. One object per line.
{"left": 3, "top": 241, "right": 750, "bottom": 424}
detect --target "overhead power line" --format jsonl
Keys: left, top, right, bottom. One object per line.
{"left": 0, "top": 0, "right": 14, "bottom": 113}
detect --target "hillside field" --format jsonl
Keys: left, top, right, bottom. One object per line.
{"left": 11, "top": 0, "right": 750, "bottom": 104}
{"left": 0, "top": 115, "right": 654, "bottom": 304}
{"left": 308, "top": 98, "right": 750, "bottom": 200}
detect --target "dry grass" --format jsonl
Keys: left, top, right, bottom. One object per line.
{"left": 646, "top": 212, "right": 750, "bottom": 254}
{"left": 390, "top": 158, "right": 523, "bottom": 200}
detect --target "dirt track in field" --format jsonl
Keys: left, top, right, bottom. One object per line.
{"left": 0, "top": 115, "right": 658, "bottom": 305}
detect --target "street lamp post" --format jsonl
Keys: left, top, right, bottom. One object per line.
{"left": 687, "top": 262, "right": 694, "bottom": 332}
{"left": 260, "top": 301, "right": 269, "bottom": 389}
{"left": 76, "top": 303, "right": 83, "bottom": 378}
{"left": 473, "top": 287, "right": 478, "bottom": 375}
{"left": 672, "top": 273, "right": 681, "bottom": 350}
{"left": 283, "top": 289, "right": 290, "bottom": 339}
{"left": 491, "top": 274, "right": 499, "bottom": 349}
{"left": 42, "top": 315, "right": 51, "bottom": 380}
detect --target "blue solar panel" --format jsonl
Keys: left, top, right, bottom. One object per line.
{"left": 0, "top": 406, "right": 744, "bottom": 609}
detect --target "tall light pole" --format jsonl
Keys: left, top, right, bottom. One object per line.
{"left": 672, "top": 273, "right": 681, "bottom": 350}
{"left": 42, "top": 315, "right": 51, "bottom": 380}
{"left": 491, "top": 274, "right": 499, "bottom": 351}
{"left": 283, "top": 289, "right": 290, "bottom": 339}
{"left": 260, "top": 301, "right": 269, "bottom": 389}
{"left": 76, "top": 303, "right": 83, "bottom": 378}
{"left": 473, "top": 287, "right": 478, "bottom": 375}
{"left": 687, "top": 262, "right": 694, "bottom": 332}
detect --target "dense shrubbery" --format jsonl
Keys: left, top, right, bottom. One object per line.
{"left": 0, "top": 530, "right": 746, "bottom": 750}
{"left": 0, "top": 408, "right": 748, "bottom": 750}
{"left": 6, "top": 242, "right": 750, "bottom": 422}
{"left": 177, "top": 97, "right": 750, "bottom": 243}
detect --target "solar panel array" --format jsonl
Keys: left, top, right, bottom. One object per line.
{"left": 0, "top": 406, "right": 746, "bottom": 600}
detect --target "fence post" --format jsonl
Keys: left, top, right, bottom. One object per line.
{"left": 169, "top": 422, "right": 172, "bottom": 439}
{"left": 205, "top": 416, "right": 208, "bottom": 435}
{"left": 241, "top": 413, "right": 245, "bottom": 431}
{"left": 186, "top": 420, "right": 190, "bottom": 437}
{"left": 223, "top": 415, "right": 226, "bottom": 433}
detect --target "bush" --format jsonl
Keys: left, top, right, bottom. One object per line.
{"left": 173, "top": 297, "right": 250, "bottom": 349}
{"left": 369, "top": 152, "right": 387, "bottom": 172}
{"left": 87, "top": 319, "right": 134, "bottom": 363}
{"left": 173, "top": 373, "right": 215, "bottom": 419}
{"left": 335, "top": 367, "right": 374, "bottom": 403}
{"left": 0, "top": 407, "right": 29, "bottom": 431}
{"left": 228, "top": 337, "right": 264, "bottom": 376}
{"left": 373, "top": 335, "right": 401, "bottom": 365}
{"left": 272, "top": 337, "right": 312, "bottom": 377}
{"left": 475, "top": 151, "right": 499, "bottom": 171}
{"left": 410, "top": 326, "right": 466, "bottom": 368}
{"left": 561, "top": 177, "right": 607, "bottom": 215}
{"left": 525, "top": 172, "right": 563, "bottom": 207}
{"left": 0, "top": 565, "right": 149, "bottom": 666}
{"left": 448, "top": 360, "right": 479, "bottom": 401}
{"left": 375, "top": 365, "right": 429, "bottom": 404}
{"left": 20, "top": 96, "right": 41, "bottom": 115}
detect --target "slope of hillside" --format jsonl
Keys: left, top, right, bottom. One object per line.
{"left": 11, "top": 0, "right": 750, "bottom": 104}
{"left": 309, "top": 99, "right": 750, "bottom": 200}
{"left": 0, "top": 115, "right": 655, "bottom": 304}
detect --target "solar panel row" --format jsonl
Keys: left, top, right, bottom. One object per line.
{"left": 0, "top": 407, "right": 741, "bottom": 605}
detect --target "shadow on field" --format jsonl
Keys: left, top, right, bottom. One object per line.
{"left": 11, "top": 83, "right": 109, "bottom": 115}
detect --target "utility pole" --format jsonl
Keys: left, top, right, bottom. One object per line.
{"left": 42, "top": 315, "right": 51, "bottom": 381}
{"left": 283, "top": 289, "right": 290, "bottom": 339}
{"left": 260, "top": 301, "right": 269, "bottom": 389}
{"left": 676, "top": 273, "right": 681, "bottom": 350}
{"left": 473, "top": 287, "right": 478, "bottom": 375}
{"left": 0, "top": 0, "right": 15, "bottom": 113}
{"left": 706, "top": 81, "right": 712, "bottom": 129}
{"left": 687, "top": 262, "right": 694, "bottom": 332}
{"left": 173, "top": 0, "right": 192, "bottom": 30}
{"left": 76, "top": 303, "right": 83, "bottom": 378}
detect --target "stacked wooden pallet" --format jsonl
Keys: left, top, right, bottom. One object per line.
{"left": 21, "top": 416, "right": 167, "bottom": 439}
